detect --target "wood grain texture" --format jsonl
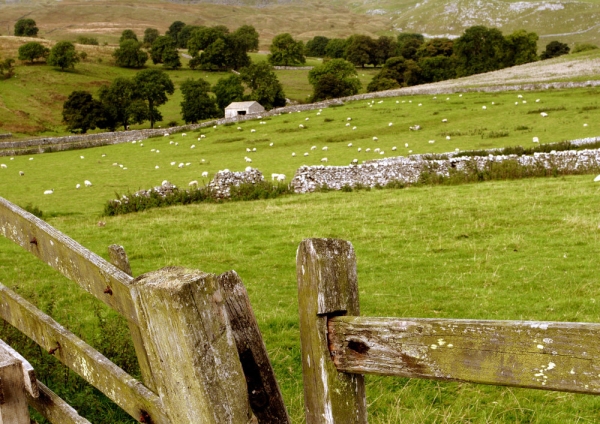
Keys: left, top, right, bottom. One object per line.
{"left": 27, "top": 380, "right": 92, "bottom": 424}
{"left": 132, "top": 267, "right": 252, "bottom": 424}
{"left": 297, "top": 238, "right": 367, "bottom": 424}
{"left": 0, "top": 350, "right": 29, "bottom": 424}
{"left": 107, "top": 244, "right": 156, "bottom": 394}
{"left": 0, "top": 284, "right": 168, "bottom": 424}
{"left": 0, "top": 339, "right": 38, "bottom": 399}
{"left": 329, "top": 317, "right": 600, "bottom": 394}
{"left": 218, "top": 270, "right": 290, "bottom": 424}
{"left": 0, "top": 197, "right": 137, "bottom": 324}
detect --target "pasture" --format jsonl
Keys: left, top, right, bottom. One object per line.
{"left": 1, "top": 88, "right": 600, "bottom": 422}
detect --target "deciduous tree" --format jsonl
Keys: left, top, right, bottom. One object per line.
{"left": 325, "top": 38, "right": 348, "bottom": 59}
{"left": 119, "top": 29, "right": 138, "bottom": 43}
{"left": 143, "top": 28, "right": 160, "bottom": 47}
{"left": 345, "top": 35, "right": 375, "bottom": 68}
{"left": 180, "top": 78, "right": 220, "bottom": 123}
{"left": 308, "top": 59, "right": 361, "bottom": 101}
{"left": 47, "top": 41, "right": 79, "bottom": 70}
{"left": 113, "top": 40, "right": 148, "bottom": 68}
{"left": 454, "top": 25, "right": 506, "bottom": 76}
{"left": 62, "top": 91, "right": 103, "bottom": 133}
{"left": 18, "top": 42, "right": 49, "bottom": 64}
{"left": 134, "top": 69, "right": 175, "bottom": 128}
{"left": 213, "top": 75, "right": 245, "bottom": 111}
{"left": 240, "top": 62, "right": 286, "bottom": 109}
{"left": 98, "top": 78, "right": 141, "bottom": 131}
{"left": 541, "top": 40, "right": 570, "bottom": 59}
{"left": 268, "top": 33, "right": 305, "bottom": 66}
{"left": 504, "top": 30, "right": 538, "bottom": 66}
{"left": 14, "top": 19, "right": 38, "bottom": 37}
{"left": 305, "top": 36, "right": 330, "bottom": 57}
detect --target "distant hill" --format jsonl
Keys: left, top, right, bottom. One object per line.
{"left": 1, "top": 0, "right": 599, "bottom": 49}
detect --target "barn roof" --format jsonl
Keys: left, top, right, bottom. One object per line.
{"left": 225, "top": 101, "right": 263, "bottom": 110}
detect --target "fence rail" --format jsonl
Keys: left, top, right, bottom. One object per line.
{"left": 296, "top": 237, "right": 600, "bottom": 423}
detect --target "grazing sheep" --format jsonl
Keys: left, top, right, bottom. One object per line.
{"left": 304, "top": 153, "right": 309, "bottom": 156}
{"left": 151, "top": 149, "right": 156, "bottom": 152}
{"left": 155, "top": 166, "right": 160, "bottom": 169}
{"left": 373, "top": 137, "right": 378, "bottom": 141}
{"left": 76, "top": 184, "right": 81, "bottom": 189}
{"left": 540, "top": 112, "right": 548, "bottom": 117}
{"left": 594, "top": 175, "right": 600, "bottom": 182}
{"left": 409, "top": 125, "right": 421, "bottom": 131}
{"left": 374, "top": 148, "right": 380, "bottom": 153}
{"left": 170, "top": 141, "right": 174, "bottom": 145}
{"left": 80, "top": 155, "right": 85, "bottom": 159}
{"left": 0, "top": 164, "right": 6, "bottom": 168}
{"left": 536, "top": 99, "right": 540, "bottom": 103}
{"left": 366, "top": 148, "right": 371, "bottom": 152}
{"left": 405, "top": 143, "right": 409, "bottom": 148}
{"left": 515, "top": 102, "right": 519, "bottom": 105}
{"left": 345, "top": 123, "right": 350, "bottom": 127}
{"left": 352, "top": 159, "right": 358, "bottom": 164}
{"left": 584, "top": 123, "right": 588, "bottom": 127}
{"left": 277, "top": 174, "right": 285, "bottom": 182}
{"left": 245, "top": 157, "right": 252, "bottom": 162}
{"left": 446, "top": 136, "right": 451, "bottom": 140}
{"left": 358, "top": 148, "right": 362, "bottom": 152}
{"left": 311, "top": 146, "right": 317, "bottom": 150}
{"left": 182, "top": 133, "right": 187, "bottom": 136}
{"left": 292, "top": 152, "right": 296, "bottom": 157}
{"left": 305, "top": 117, "right": 309, "bottom": 121}
{"left": 392, "top": 146, "right": 397, "bottom": 151}
{"left": 252, "top": 148, "right": 256, "bottom": 152}
{"left": 271, "top": 173, "right": 280, "bottom": 181}
{"left": 84, "top": 180, "right": 92, "bottom": 187}
{"left": 418, "top": 103, "right": 422, "bottom": 106}
{"left": 380, "top": 151, "right": 385, "bottom": 155}
{"left": 429, "top": 140, "right": 435, "bottom": 144}
{"left": 533, "top": 137, "right": 539, "bottom": 143}
{"left": 156, "top": 150, "right": 160, "bottom": 153}
{"left": 482, "top": 106, "right": 487, "bottom": 110}
{"left": 321, "top": 157, "right": 328, "bottom": 162}
{"left": 442, "top": 119, "right": 448, "bottom": 123}
{"left": 237, "top": 127, "right": 242, "bottom": 131}
{"left": 164, "top": 133, "right": 169, "bottom": 137}
{"left": 189, "top": 180, "right": 198, "bottom": 187}
{"left": 389, "top": 123, "right": 393, "bottom": 126}
{"left": 19, "top": 171, "right": 24, "bottom": 176}
{"left": 245, "top": 166, "right": 253, "bottom": 172}
{"left": 322, "top": 146, "right": 328, "bottom": 151}
{"left": 202, "top": 171, "right": 209, "bottom": 177}
{"left": 178, "top": 163, "right": 184, "bottom": 168}
{"left": 44, "top": 189, "right": 54, "bottom": 195}
{"left": 348, "top": 143, "right": 353, "bottom": 147}
{"left": 269, "top": 142, "right": 274, "bottom": 146}
{"left": 162, "top": 180, "right": 169, "bottom": 186}
{"left": 518, "top": 94, "right": 523, "bottom": 98}
{"left": 191, "top": 145, "right": 196, "bottom": 149}
{"left": 352, "top": 126, "right": 357, "bottom": 130}
{"left": 251, "top": 129, "right": 256, "bottom": 133}
{"left": 347, "top": 117, "right": 352, "bottom": 121}
{"left": 200, "top": 135, "right": 206, "bottom": 139}
{"left": 170, "top": 161, "right": 176, "bottom": 166}
{"left": 29, "top": 158, "right": 33, "bottom": 160}
{"left": 299, "top": 124, "right": 305, "bottom": 129}
{"left": 186, "top": 163, "right": 191, "bottom": 166}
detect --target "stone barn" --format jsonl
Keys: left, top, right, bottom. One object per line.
{"left": 224, "top": 101, "right": 265, "bottom": 119}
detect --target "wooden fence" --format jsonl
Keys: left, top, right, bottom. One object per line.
{"left": 2, "top": 194, "right": 600, "bottom": 423}
{"left": 296, "top": 238, "right": 600, "bottom": 423}
{"left": 0, "top": 196, "right": 290, "bottom": 423}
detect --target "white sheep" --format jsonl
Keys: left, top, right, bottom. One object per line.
{"left": 358, "top": 148, "right": 362, "bottom": 152}
{"left": 374, "top": 148, "right": 380, "bottom": 153}
{"left": 251, "top": 129, "right": 256, "bottom": 133}
{"left": 271, "top": 173, "right": 280, "bottom": 181}
{"left": 182, "top": 133, "right": 187, "bottom": 136}
{"left": 269, "top": 142, "right": 274, "bottom": 146}
{"left": 311, "top": 146, "right": 317, "bottom": 150}
{"left": 178, "top": 163, "right": 184, "bottom": 168}
{"left": 164, "top": 133, "right": 169, "bottom": 137}
{"left": 151, "top": 149, "right": 155, "bottom": 152}
{"left": 446, "top": 136, "right": 451, "bottom": 140}
{"left": 429, "top": 140, "right": 435, "bottom": 144}
{"left": 0, "top": 164, "right": 6, "bottom": 169}
{"left": 237, "top": 127, "right": 242, "bottom": 131}
{"left": 352, "top": 159, "right": 358, "bottom": 164}
{"left": 322, "top": 146, "right": 328, "bottom": 151}
{"left": 541, "top": 112, "right": 548, "bottom": 117}
{"left": 442, "top": 119, "right": 448, "bottom": 123}
{"left": 347, "top": 117, "right": 352, "bottom": 121}
{"left": 19, "top": 171, "right": 24, "bottom": 176}
{"left": 482, "top": 106, "right": 487, "bottom": 110}
{"left": 245, "top": 166, "right": 253, "bottom": 172}
{"left": 155, "top": 165, "right": 160, "bottom": 169}
{"left": 170, "top": 161, "right": 176, "bottom": 166}
{"left": 594, "top": 175, "right": 600, "bottom": 182}
{"left": 373, "top": 137, "right": 378, "bottom": 141}
{"left": 392, "top": 146, "right": 397, "bottom": 151}
{"left": 252, "top": 148, "right": 256, "bottom": 152}
{"left": 292, "top": 152, "right": 296, "bottom": 157}
{"left": 246, "top": 148, "right": 251, "bottom": 152}
{"left": 389, "top": 123, "right": 393, "bottom": 127}
{"left": 191, "top": 145, "right": 196, "bottom": 149}
{"left": 321, "top": 157, "right": 328, "bottom": 162}
{"left": 245, "top": 157, "right": 252, "bottom": 163}
{"left": 162, "top": 180, "right": 169, "bottom": 186}
{"left": 366, "top": 148, "right": 371, "bottom": 152}
{"left": 345, "top": 123, "right": 350, "bottom": 127}
{"left": 352, "top": 126, "right": 357, "bottom": 130}
{"left": 44, "top": 189, "right": 54, "bottom": 195}
{"left": 405, "top": 143, "right": 409, "bottom": 148}
{"left": 348, "top": 143, "right": 353, "bottom": 147}
{"left": 584, "top": 123, "right": 588, "bottom": 127}
{"left": 84, "top": 180, "right": 92, "bottom": 187}
{"left": 304, "top": 152, "right": 309, "bottom": 156}
{"left": 80, "top": 155, "right": 85, "bottom": 159}
{"left": 189, "top": 180, "right": 198, "bottom": 187}
{"left": 202, "top": 171, "right": 209, "bottom": 177}
{"left": 536, "top": 99, "right": 540, "bottom": 103}
{"left": 518, "top": 94, "right": 523, "bottom": 98}
{"left": 170, "top": 141, "right": 174, "bottom": 145}
{"left": 277, "top": 174, "right": 285, "bottom": 182}
{"left": 200, "top": 135, "right": 206, "bottom": 139}
{"left": 533, "top": 137, "right": 539, "bottom": 143}
{"left": 186, "top": 162, "right": 191, "bottom": 166}
{"left": 299, "top": 124, "right": 305, "bottom": 129}
{"left": 76, "top": 184, "right": 81, "bottom": 189}
{"left": 305, "top": 117, "right": 309, "bottom": 121}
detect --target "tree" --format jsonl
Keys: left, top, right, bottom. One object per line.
{"left": 417, "top": 55, "right": 457, "bottom": 83}
{"left": 119, "top": 29, "right": 138, "bottom": 43}
{"left": 166, "top": 21, "right": 186, "bottom": 46}
{"left": 416, "top": 38, "right": 454, "bottom": 58}
{"left": 18, "top": 42, "right": 49, "bottom": 64}
{"left": 541, "top": 40, "right": 570, "bottom": 59}
{"left": 397, "top": 33, "right": 424, "bottom": 59}
{"left": 268, "top": 33, "right": 305, "bottom": 66}
{"left": 325, "top": 38, "right": 348, "bottom": 59}
{"left": 187, "top": 25, "right": 251, "bottom": 71}
{"left": 134, "top": 69, "right": 175, "bottom": 128}
{"left": 454, "top": 25, "right": 507, "bottom": 76}
{"left": 213, "top": 75, "right": 245, "bottom": 111}
{"left": 47, "top": 41, "right": 79, "bottom": 70}
{"left": 367, "top": 56, "right": 421, "bottom": 91}
{"left": 504, "top": 30, "right": 538, "bottom": 66}
{"left": 305, "top": 36, "right": 330, "bottom": 57}
{"left": 0, "top": 58, "right": 15, "bottom": 80}
{"left": 233, "top": 25, "right": 259, "bottom": 52}
{"left": 572, "top": 43, "right": 599, "bottom": 53}
{"left": 98, "top": 78, "right": 142, "bottom": 131}
{"left": 180, "top": 78, "right": 220, "bottom": 123}
{"left": 177, "top": 25, "right": 202, "bottom": 49}
{"left": 150, "top": 36, "right": 180, "bottom": 69}
{"left": 62, "top": 91, "right": 103, "bottom": 133}
{"left": 308, "top": 59, "right": 361, "bottom": 101}
{"left": 240, "top": 62, "right": 286, "bottom": 110}
{"left": 345, "top": 35, "right": 375, "bottom": 67}
{"left": 143, "top": 28, "right": 160, "bottom": 47}
{"left": 14, "top": 19, "right": 38, "bottom": 37}
{"left": 113, "top": 40, "right": 148, "bottom": 68}
{"left": 374, "top": 36, "right": 398, "bottom": 66}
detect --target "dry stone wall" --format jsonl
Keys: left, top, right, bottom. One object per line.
{"left": 291, "top": 138, "right": 600, "bottom": 193}
{"left": 207, "top": 168, "right": 265, "bottom": 198}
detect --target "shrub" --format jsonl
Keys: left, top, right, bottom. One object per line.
{"left": 572, "top": 43, "right": 598, "bottom": 54}
{"left": 76, "top": 36, "right": 99, "bottom": 45}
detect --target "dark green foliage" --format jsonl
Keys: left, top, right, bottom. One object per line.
{"left": 454, "top": 26, "right": 507, "bottom": 76}
{"left": 150, "top": 36, "right": 180, "bottom": 69}
{"left": 177, "top": 25, "right": 201, "bottom": 49}
{"left": 309, "top": 59, "right": 361, "bottom": 101}
{"left": 366, "top": 74, "right": 400, "bottom": 92}
{"left": 213, "top": 75, "right": 245, "bottom": 111}
{"left": 417, "top": 55, "right": 457, "bottom": 83}
{"left": 187, "top": 25, "right": 251, "bottom": 71}
{"left": 572, "top": 43, "right": 599, "bottom": 53}
{"left": 305, "top": 36, "right": 330, "bottom": 57}
{"left": 268, "top": 33, "right": 306, "bottom": 66}
{"left": 76, "top": 36, "right": 99, "bottom": 45}
{"left": 0, "top": 58, "right": 15, "bottom": 79}
{"left": 133, "top": 69, "right": 175, "bottom": 128}
{"left": 47, "top": 41, "right": 79, "bottom": 70}
{"left": 345, "top": 34, "right": 375, "bottom": 67}
{"left": 240, "top": 62, "right": 286, "bottom": 110}
{"left": 162, "top": 47, "right": 181, "bottom": 69}
{"left": 454, "top": 140, "right": 600, "bottom": 158}
{"left": 62, "top": 91, "right": 103, "bottom": 133}
{"left": 367, "top": 56, "right": 420, "bottom": 92}
{"left": 325, "top": 38, "right": 348, "bottom": 59}
{"left": 187, "top": 26, "right": 227, "bottom": 55}
{"left": 180, "top": 78, "right": 220, "bottom": 123}
{"left": 98, "top": 77, "right": 142, "bottom": 131}
{"left": 375, "top": 36, "right": 398, "bottom": 66}
{"left": 504, "top": 30, "right": 538, "bottom": 66}
{"left": 142, "top": 28, "right": 160, "bottom": 47}
{"left": 14, "top": 18, "right": 38, "bottom": 37}
{"left": 113, "top": 40, "right": 148, "bottom": 68}
{"left": 104, "top": 182, "right": 293, "bottom": 216}
{"left": 416, "top": 38, "right": 453, "bottom": 58}
{"left": 397, "top": 33, "right": 425, "bottom": 60}
{"left": 18, "top": 41, "right": 49, "bottom": 64}
{"left": 233, "top": 25, "right": 259, "bottom": 52}
{"left": 165, "top": 21, "right": 186, "bottom": 45}
{"left": 541, "top": 40, "right": 570, "bottom": 59}
{"left": 119, "top": 29, "right": 138, "bottom": 43}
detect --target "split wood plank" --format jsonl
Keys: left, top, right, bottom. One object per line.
{"left": 0, "top": 284, "right": 169, "bottom": 424}
{"left": 329, "top": 316, "right": 600, "bottom": 395}
{"left": 27, "top": 380, "right": 92, "bottom": 424}
{"left": 132, "top": 267, "right": 252, "bottom": 423}
{"left": 0, "top": 339, "right": 38, "bottom": 398}
{"left": 0, "top": 197, "right": 138, "bottom": 324}
{"left": 0, "top": 348, "right": 29, "bottom": 424}
{"left": 108, "top": 244, "right": 156, "bottom": 393}
{"left": 218, "top": 270, "right": 290, "bottom": 423}
{"left": 297, "top": 238, "right": 367, "bottom": 424}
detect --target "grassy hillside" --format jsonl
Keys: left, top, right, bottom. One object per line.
{"left": 2, "top": 0, "right": 600, "bottom": 49}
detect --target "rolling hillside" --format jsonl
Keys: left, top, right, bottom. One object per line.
{"left": 1, "top": 0, "right": 600, "bottom": 48}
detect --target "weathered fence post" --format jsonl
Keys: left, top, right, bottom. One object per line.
{"left": 131, "top": 267, "right": 252, "bottom": 423}
{"left": 108, "top": 244, "right": 156, "bottom": 392}
{"left": 297, "top": 238, "right": 367, "bottom": 423}
{"left": 218, "top": 270, "right": 291, "bottom": 423}
{"left": 0, "top": 342, "right": 31, "bottom": 424}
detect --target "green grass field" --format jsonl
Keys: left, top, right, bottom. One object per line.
{"left": 1, "top": 85, "right": 600, "bottom": 422}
